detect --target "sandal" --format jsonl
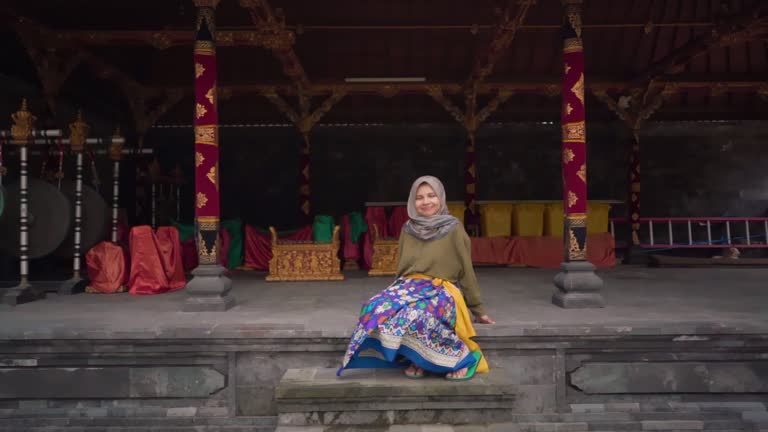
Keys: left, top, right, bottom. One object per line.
{"left": 404, "top": 364, "right": 425, "bottom": 379}
{"left": 446, "top": 352, "right": 482, "bottom": 381}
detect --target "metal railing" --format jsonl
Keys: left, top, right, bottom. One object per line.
{"left": 610, "top": 217, "right": 768, "bottom": 249}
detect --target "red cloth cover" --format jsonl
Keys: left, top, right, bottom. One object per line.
{"left": 362, "top": 207, "right": 389, "bottom": 269}
{"left": 181, "top": 238, "right": 198, "bottom": 272}
{"left": 155, "top": 226, "right": 187, "bottom": 290}
{"left": 128, "top": 226, "right": 186, "bottom": 295}
{"left": 388, "top": 206, "right": 409, "bottom": 240}
{"left": 470, "top": 233, "right": 616, "bottom": 268}
{"left": 243, "top": 225, "right": 313, "bottom": 270}
{"left": 85, "top": 241, "right": 127, "bottom": 293}
{"left": 341, "top": 214, "right": 360, "bottom": 263}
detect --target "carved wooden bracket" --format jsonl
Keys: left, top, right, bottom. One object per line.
{"left": 758, "top": 84, "right": 768, "bottom": 102}
{"left": 427, "top": 85, "right": 513, "bottom": 134}
{"left": 261, "top": 88, "right": 346, "bottom": 134}
{"left": 261, "top": 89, "right": 300, "bottom": 124}
{"left": 11, "top": 13, "right": 173, "bottom": 132}
{"left": 239, "top": 0, "right": 308, "bottom": 89}
{"left": 20, "top": 47, "right": 85, "bottom": 115}
{"left": 426, "top": 86, "right": 466, "bottom": 125}
{"left": 466, "top": 0, "right": 535, "bottom": 91}
{"left": 300, "top": 89, "right": 346, "bottom": 133}
{"left": 126, "top": 87, "right": 185, "bottom": 135}
{"left": 592, "top": 84, "right": 678, "bottom": 133}
{"left": 475, "top": 90, "right": 514, "bottom": 127}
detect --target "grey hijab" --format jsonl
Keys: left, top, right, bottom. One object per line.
{"left": 403, "top": 176, "right": 459, "bottom": 241}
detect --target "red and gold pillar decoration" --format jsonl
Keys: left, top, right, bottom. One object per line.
{"left": 560, "top": 3, "right": 588, "bottom": 263}
{"left": 464, "top": 132, "right": 479, "bottom": 231}
{"left": 299, "top": 131, "right": 311, "bottom": 217}
{"left": 628, "top": 132, "right": 641, "bottom": 245}
{"left": 552, "top": 0, "right": 604, "bottom": 309}
{"left": 193, "top": 1, "right": 221, "bottom": 266}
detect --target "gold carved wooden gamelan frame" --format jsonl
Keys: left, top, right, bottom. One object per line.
{"left": 367, "top": 224, "right": 399, "bottom": 277}
{"left": 265, "top": 225, "right": 344, "bottom": 281}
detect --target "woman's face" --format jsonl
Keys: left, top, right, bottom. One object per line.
{"left": 414, "top": 183, "right": 440, "bottom": 217}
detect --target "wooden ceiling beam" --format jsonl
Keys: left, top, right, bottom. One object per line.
{"left": 465, "top": 0, "right": 536, "bottom": 93}
{"left": 631, "top": 3, "right": 768, "bottom": 89}
{"left": 43, "top": 21, "right": 722, "bottom": 47}
{"left": 161, "top": 79, "right": 766, "bottom": 99}
{"left": 37, "top": 29, "right": 300, "bottom": 50}
{"left": 238, "top": 0, "right": 310, "bottom": 91}
{"left": 10, "top": 15, "right": 181, "bottom": 133}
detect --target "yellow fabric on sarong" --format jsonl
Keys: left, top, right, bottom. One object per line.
{"left": 407, "top": 273, "right": 489, "bottom": 374}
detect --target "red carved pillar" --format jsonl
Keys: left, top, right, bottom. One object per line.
{"left": 464, "top": 132, "right": 479, "bottom": 234}
{"left": 628, "top": 132, "right": 641, "bottom": 246}
{"left": 299, "top": 132, "right": 311, "bottom": 218}
{"left": 185, "top": 0, "right": 234, "bottom": 311}
{"left": 552, "top": 0, "right": 604, "bottom": 308}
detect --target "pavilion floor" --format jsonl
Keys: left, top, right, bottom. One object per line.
{"left": 1, "top": 265, "right": 767, "bottom": 432}
{"left": 0, "top": 265, "right": 766, "bottom": 338}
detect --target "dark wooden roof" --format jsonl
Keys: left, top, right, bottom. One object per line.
{"left": 1, "top": 0, "right": 767, "bottom": 130}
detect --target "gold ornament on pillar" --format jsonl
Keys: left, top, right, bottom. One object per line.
{"left": 68, "top": 110, "right": 89, "bottom": 153}
{"left": 11, "top": 98, "right": 35, "bottom": 144}
{"left": 196, "top": 192, "right": 208, "bottom": 209}
{"left": 576, "top": 164, "right": 586, "bottom": 183}
{"left": 206, "top": 166, "right": 216, "bottom": 185}
{"left": 563, "top": 0, "right": 583, "bottom": 38}
{"left": 109, "top": 126, "right": 123, "bottom": 161}
{"left": 194, "top": 0, "right": 219, "bottom": 33}
{"left": 563, "top": 148, "right": 575, "bottom": 164}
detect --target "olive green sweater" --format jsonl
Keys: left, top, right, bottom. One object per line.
{"left": 396, "top": 226, "right": 486, "bottom": 317}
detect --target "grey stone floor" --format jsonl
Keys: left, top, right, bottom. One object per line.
{"left": 0, "top": 266, "right": 766, "bottom": 339}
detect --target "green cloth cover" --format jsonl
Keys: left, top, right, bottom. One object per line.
{"left": 312, "top": 214, "right": 334, "bottom": 243}
{"left": 348, "top": 211, "right": 367, "bottom": 243}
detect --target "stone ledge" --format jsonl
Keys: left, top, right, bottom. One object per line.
{"left": 278, "top": 368, "right": 520, "bottom": 401}
{"left": 2, "top": 321, "right": 768, "bottom": 341}
{"left": 277, "top": 367, "right": 556, "bottom": 426}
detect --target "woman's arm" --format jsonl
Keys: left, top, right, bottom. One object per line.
{"left": 455, "top": 227, "right": 487, "bottom": 318}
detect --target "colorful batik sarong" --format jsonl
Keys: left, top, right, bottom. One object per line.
{"left": 338, "top": 274, "right": 486, "bottom": 376}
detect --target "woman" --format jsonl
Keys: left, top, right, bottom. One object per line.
{"left": 339, "top": 175, "right": 494, "bottom": 380}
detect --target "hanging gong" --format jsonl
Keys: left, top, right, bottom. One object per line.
{"left": 53, "top": 180, "right": 110, "bottom": 257}
{"left": 0, "top": 178, "right": 72, "bottom": 258}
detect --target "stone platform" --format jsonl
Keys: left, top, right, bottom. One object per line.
{"left": 276, "top": 367, "right": 766, "bottom": 431}
{"left": 0, "top": 266, "right": 767, "bottom": 431}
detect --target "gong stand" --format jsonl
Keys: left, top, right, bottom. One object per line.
{"left": 1, "top": 101, "right": 62, "bottom": 306}
{"left": 110, "top": 131, "right": 124, "bottom": 243}
{"left": 171, "top": 165, "right": 184, "bottom": 222}
{"left": 58, "top": 111, "right": 89, "bottom": 295}
{"left": 109, "top": 142, "right": 151, "bottom": 242}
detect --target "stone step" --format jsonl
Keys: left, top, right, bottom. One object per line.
{"left": 275, "top": 368, "right": 764, "bottom": 431}
{"left": 277, "top": 367, "right": 554, "bottom": 427}
{"left": 0, "top": 416, "right": 277, "bottom": 431}
{"left": 275, "top": 422, "right": 759, "bottom": 432}
{"left": 0, "top": 428, "right": 272, "bottom": 432}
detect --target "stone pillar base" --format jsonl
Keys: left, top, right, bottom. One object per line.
{"left": 183, "top": 264, "right": 235, "bottom": 312}
{"left": 1, "top": 282, "right": 45, "bottom": 308}
{"left": 58, "top": 276, "right": 86, "bottom": 295}
{"left": 552, "top": 261, "right": 605, "bottom": 308}
{"left": 622, "top": 245, "right": 649, "bottom": 265}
